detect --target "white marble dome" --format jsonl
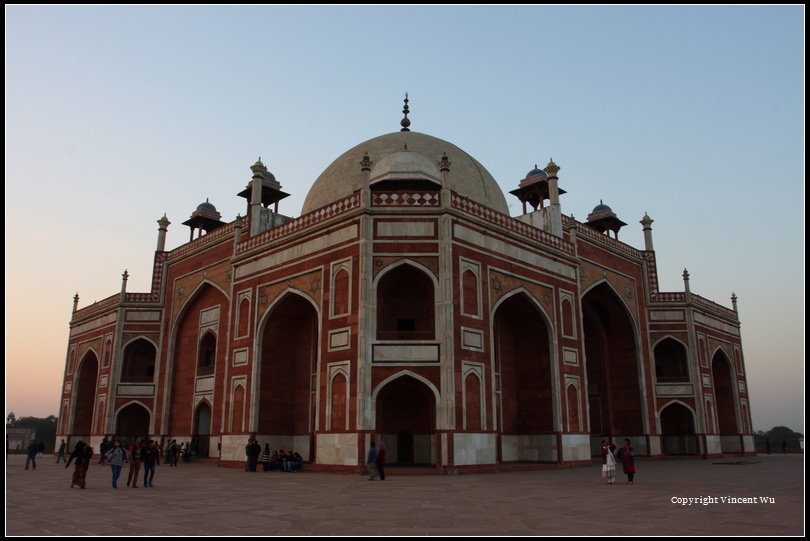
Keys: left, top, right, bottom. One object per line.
{"left": 301, "top": 131, "right": 509, "bottom": 215}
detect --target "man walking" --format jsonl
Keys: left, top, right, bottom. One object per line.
{"left": 367, "top": 442, "right": 378, "bottom": 481}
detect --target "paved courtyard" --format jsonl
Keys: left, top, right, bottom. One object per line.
{"left": 5, "top": 453, "right": 804, "bottom": 536}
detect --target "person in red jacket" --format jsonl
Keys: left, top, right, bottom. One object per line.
{"left": 617, "top": 439, "right": 636, "bottom": 484}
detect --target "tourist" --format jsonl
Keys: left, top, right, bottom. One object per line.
{"left": 262, "top": 444, "right": 271, "bottom": 472}
{"left": 66, "top": 441, "right": 93, "bottom": 489}
{"left": 617, "top": 439, "right": 635, "bottom": 484}
{"left": 141, "top": 440, "right": 159, "bottom": 488}
{"left": 600, "top": 440, "right": 617, "bottom": 484}
{"left": 56, "top": 439, "right": 67, "bottom": 463}
{"left": 105, "top": 440, "right": 130, "bottom": 489}
{"left": 98, "top": 437, "right": 110, "bottom": 465}
{"left": 367, "top": 442, "right": 378, "bottom": 481}
{"left": 377, "top": 442, "right": 386, "bottom": 481}
{"left": 169, "top": 439, "right": 180, "bottom": 467}
{"left": 24, "top": 440, "right": 38, "bottom": 470}
{"left": 127, "top": 436, "right": 143, "bottom": 488}
{"left": 247, "top": 439, "right": 261, "bottom": 472}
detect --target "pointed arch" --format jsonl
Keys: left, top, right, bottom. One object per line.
{"left": 71, "top": 349, "right": 100, "bottom": 436}
{"left": 121, "top": 336, "right": 158, "bottom": 382}
{"left": 331, "top": 261, "right": 352, "bottom": 318}
{"left": 194, "top": 399, "right": 213, "bottom": 436}
{"left": 255, "top": 289, "right": 320, "bottom": 454}
{"left": 115, "top": 400, "right": 153, "bottom": 439}
{"left": 711, "top": 348, "right": 740, "bottom": 452}
{"left": 462, "top": 365, "right": 484, "bottom": 431}
{"left": 582, "top": 279, "right": 645, "bottom": 443}
{"left": 328, "top": 368, "right": 349, "bottom": 431}
{"left": 659, "top": 400, "right": 697, "bottom": 455}
{"left": 237, "top": 296, "right": 251, "bottom": 338}
{"left": 373, "top": 260, "right": 438, "bottom": 341}
{"left": 163, "top": 281, "right": 229, "bottom": 436}
{"left": 372, "top": 371, "right": 439, "bottom": 466}
{"left": 461, "top": 268, "right": 480, "bottom": 317}
{"left": 652, "top": 335, "right": 690, "bottom": 382}
{"left": 492, "top": 289, "right": 556, "bottom": 450}
{"left": 565, "top": 379, "right": 582, "bottom": 433}
{"left": 230, "top": 382, "right": 246, "bottom": 434}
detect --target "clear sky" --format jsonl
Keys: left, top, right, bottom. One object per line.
{"left": 6, "top": 6, "right": 804, "bottom": 433}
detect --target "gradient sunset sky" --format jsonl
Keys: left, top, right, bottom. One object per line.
{"left": 6, "top": 6, "right": 804, "bottom": 433}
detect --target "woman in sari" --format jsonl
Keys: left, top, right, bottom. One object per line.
{"left": 66, "top": 442, "right": 93, "bottom": 489}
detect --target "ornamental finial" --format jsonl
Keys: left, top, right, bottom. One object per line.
{"left": 400, "top": 93, "right": 411, "bottom": 132}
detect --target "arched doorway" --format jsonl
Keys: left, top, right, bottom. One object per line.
{"left": 72, "top": 352, "right": 99, "bottom": 438}
{"left": 116, "top": 403, "right": 151, "bottom": 442}
{"left": 493, "top": 292, "right": 554, "bottom": 462}
{"left": 258, "top": 293, "right": 318, "bottom": 461}
{"left": 376, "top": 375, "right": 436, "bottom": 466}
{"left": 711, "top": 350, "right": 740, "bottom": 453}
{"left": 660, "top": 402, "right": 697, "bottom": 455}
{"left": 582, "top": 283, "right": 644, "bottom": 450}
{"left": 194, "top": 401, "right": 212, "bottom": 458}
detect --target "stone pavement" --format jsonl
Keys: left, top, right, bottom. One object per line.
{"left": 5, "top": 454, "right": 804, "bottom": 536}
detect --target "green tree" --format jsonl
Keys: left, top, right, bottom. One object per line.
{"left": 9, "top": 415, "right": 58, "bottom": 453}
{"left": 755, "top": 426, "right": 803, "bottom": 452}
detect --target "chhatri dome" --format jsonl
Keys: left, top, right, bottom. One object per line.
{"left": 301, "top": 131, "right": 510, "bottom": 215}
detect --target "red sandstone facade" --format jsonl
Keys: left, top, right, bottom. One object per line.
{"left": 57, "top": 128, "right": 753, "bottom": 472}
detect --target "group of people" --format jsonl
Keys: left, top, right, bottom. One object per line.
{"left": 245, "top": 439, "right": 304, "bottom": 472}
{"left": 366, "top": 441, "right": 387, "bottom": 481}
{"left": 63, "top": 437, "right": 162, "bottom": 490}
{"left": 163, "top": 439, "right": 197, "bottom": 466}
{"left": 600, "top": 439, "right": 635, "bottom": 485}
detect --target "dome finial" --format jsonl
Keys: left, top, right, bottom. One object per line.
{"left": 400, "top": 93, "right": 411, "bottom": 132}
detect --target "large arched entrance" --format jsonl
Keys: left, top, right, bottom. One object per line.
{"left": 582, "top": 283, "right": 644, "bottom": 452}
{"left": 660, "top": 402, "right": 697, "bottom": 455}
{"left": 116, "top": 403, "right": 151, "bottom": 442}
{"left": 258, "top": 293, "right": 318, "bottom": 461}
{"left": 168, "top": 283, "right": 228, "bottom": 435}
{"left": 72, "top": 352, "right": 99, "bottom": 438}
{"left": 375, "top": 375, "right": 436, "bottom": 466}
{"left": 711, "top": 350, "right": 741, "bottom": 453}
{"left": 493, "top": 292, "right": 554, "bottom": 462}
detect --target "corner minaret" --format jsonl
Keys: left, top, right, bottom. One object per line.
{"left": 640, "top": 213, "right": 654, "bottom": 250}
{"left": 156, "top": 214, "right": 171, "bottom": 251}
